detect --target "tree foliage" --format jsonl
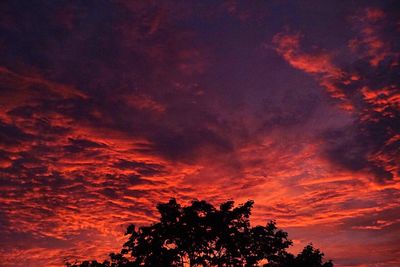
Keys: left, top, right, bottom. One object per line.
{"left": 66, "top": 199, "right": 333, "bottom": 267}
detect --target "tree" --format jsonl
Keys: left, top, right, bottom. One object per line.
{"left": 66, "top": 199, "right": 333, "bottom": 267}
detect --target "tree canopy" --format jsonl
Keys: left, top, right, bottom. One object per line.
{"left": 66, "top": 199, "right": 333, "bottom": 267}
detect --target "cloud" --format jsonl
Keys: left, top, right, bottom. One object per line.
{"left": 273, "top": 33, "right": 341, "bottom": 76}
{"left": 348, "top": 7, "right": 393, "bottom": 67}
{"left": 0, "top": 2, "right": 399, "bottom": 267}
{"left": 272, "top": 7, "right": 399, "bottom": 182}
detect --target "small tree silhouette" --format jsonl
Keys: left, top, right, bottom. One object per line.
{"left": 66, "top": 199, "right": 333, "bottom": 267}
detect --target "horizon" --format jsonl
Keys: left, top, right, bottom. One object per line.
{"left": 0, "top": 1, "right": 399, "bottom": 266}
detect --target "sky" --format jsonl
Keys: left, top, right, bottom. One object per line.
{"left": 0, "top": 0, "right": 399, "bottom": 266}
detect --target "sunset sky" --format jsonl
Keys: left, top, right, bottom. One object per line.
{"left": 0, "top": 1, "right": 399, "bottom": 266}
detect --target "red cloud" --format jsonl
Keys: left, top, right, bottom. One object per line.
{"left": 273, "top": 33, "right": 341, "bottom": 76}
{"left": 348, "top": 8, "right": 394, "bottom": 66}
{"left": 1, "top": 3, "right": 399, "bottom": 267}
{"left": 272, "top": 8, "right": 399, "bottom": 182}
{"left": 272, "top": 32, "right": 349, "bottom": 102}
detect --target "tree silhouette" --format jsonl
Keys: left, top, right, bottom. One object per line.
{"left": 66, "top": 199, "right": 333, "bottom": 267}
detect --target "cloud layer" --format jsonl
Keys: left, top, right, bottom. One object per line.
{"left": 0, "top": 1, "right": 399, "bottom": 266}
